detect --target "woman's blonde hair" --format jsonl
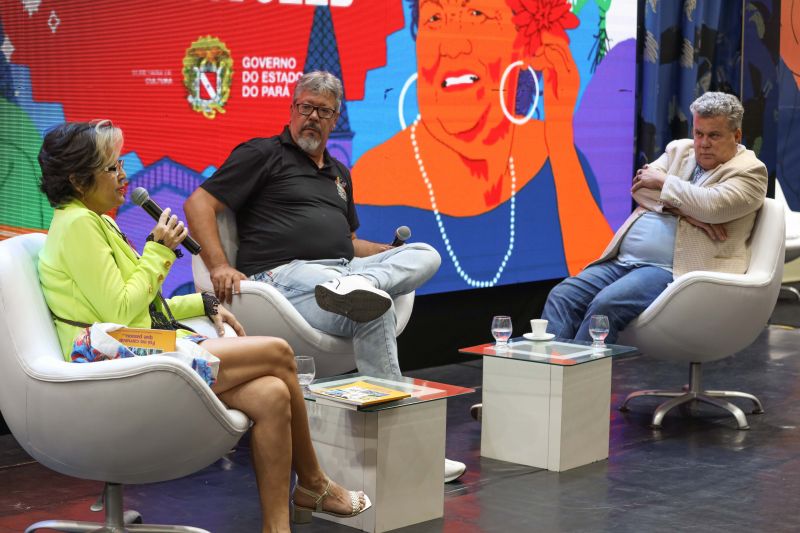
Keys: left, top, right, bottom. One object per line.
{"left": 92, "top": 119, "right": 124, "bottom": 168}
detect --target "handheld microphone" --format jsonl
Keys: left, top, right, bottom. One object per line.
{"left": 391, "top": 225, "right": 411, "bottom": 247}
{"left": 131, "top": 187, "right": 202, "bottom": 255}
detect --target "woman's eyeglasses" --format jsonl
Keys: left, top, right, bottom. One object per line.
{"left": 105, "top": 159, "right": 125, "bottom": 177}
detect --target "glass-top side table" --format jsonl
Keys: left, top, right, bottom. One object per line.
{"left": 460, "top": 337, "right": 638, "bottom": 472}
{"left": 302, "top": 373, "right": 474, "bottom": 532}
{"left": 306, "top": 372, "right": 473, "bottom": 412}
{"left": 459, "top": 337, "right": 638, "bottom": 365}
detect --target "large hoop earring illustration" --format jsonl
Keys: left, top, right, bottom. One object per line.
{"left": 499, "top": 60, "right": 540, "bottom": 126}
{"left": 398, "top": 72, "right": 418, "bottom": 130}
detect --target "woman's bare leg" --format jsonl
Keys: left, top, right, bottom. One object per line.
{"left": 216, "top": 375, "right": 292, "bottom": 533}
{"left": 205, "top": 336, "right": 366, "bottom": 517}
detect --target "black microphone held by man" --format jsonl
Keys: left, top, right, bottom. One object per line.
{"left": 131, "top": 187, "right": 202, "bottom": 255}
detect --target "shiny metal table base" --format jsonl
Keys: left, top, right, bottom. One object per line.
{"left": 25, "top": 483, "right": 210, "bottom": 533}
{"left": 620, "top": 362, "right": 764, "bottom": 430}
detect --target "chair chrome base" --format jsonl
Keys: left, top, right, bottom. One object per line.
{"left": 779, "top": 284, "right": 800, "bottom": 300}
{"left": 25, "top": 483, "right": 210, "bottom": 533}
{"left": 619, "top": 362, "right": 764, "bottom": 430}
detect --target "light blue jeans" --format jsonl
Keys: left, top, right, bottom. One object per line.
{"left": 251, "top": 243, "right": 441, "bottom": 379}
{"left": 542, "top": 261, "right": 673, "bottom": 343}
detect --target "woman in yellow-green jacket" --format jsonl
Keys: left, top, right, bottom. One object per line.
{"left": 36, "top": 121, "right": 370, "bottom": 532}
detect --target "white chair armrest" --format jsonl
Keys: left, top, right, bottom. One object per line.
{"left": 633, "top": 269, "right": 773, "bottom": 329}
{"left": 24, "top": 355, "right": 248, "bottom": 433}
{"left": 21, "top": 355, "right": 249, "bottom": 484}
{"left": 227, "top": 281, "right": 354, "bottom": 354}
{"left": 191, "top": 232, "right": 414, "bottom": 377}
{"left": 621, "top": 269, "right": 780, "bottom": 363}
{"left": 394, "top": 291, "right": 414, "bottom": 335}
{"left": 181, "top": 315, "right": 238, "bottom": 338}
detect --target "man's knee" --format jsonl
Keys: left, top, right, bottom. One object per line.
{"left": 585, "top": 294, "right": 616, "bottom": 318}
{"left": 545, "top": 276, "right": 578, "bottom": 307}
{"left": 403, "top": 242, "right": 441, "bottom": 267}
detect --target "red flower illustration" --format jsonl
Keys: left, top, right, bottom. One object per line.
{"left": 508, "top": 0, "right": 580, "bottom": 56}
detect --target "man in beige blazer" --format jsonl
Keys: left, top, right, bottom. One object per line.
{"left": 542, "top": 91, "right": 768, "bottom": 343}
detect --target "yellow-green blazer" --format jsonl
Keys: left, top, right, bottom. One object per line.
{"left": 38, "top": 200, "right": 204, "bottom": 359}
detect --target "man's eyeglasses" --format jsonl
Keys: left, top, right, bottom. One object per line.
{"left": 294, "top": 102, "right": 337, "bottom": 120}
{"left": 105, "top": 159, "right": 125, "bottom": 177}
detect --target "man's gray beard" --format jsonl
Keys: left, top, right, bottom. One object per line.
{"left": 297, "top": 135, "right": 321, "bottom": 155}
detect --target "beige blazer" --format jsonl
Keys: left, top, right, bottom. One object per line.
{"left": 591, "top": 139, "right": 767, "bottom": 278}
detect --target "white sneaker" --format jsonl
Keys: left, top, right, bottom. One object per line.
{"left": 444, "top": 458, "right": 466, "bottom": 483}
{"left": 315, "top": 275, "right": 392, "bottom": 322}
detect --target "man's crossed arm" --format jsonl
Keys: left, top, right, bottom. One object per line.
{"left": 630, "top": 164, "right": 728, "bottom": 241}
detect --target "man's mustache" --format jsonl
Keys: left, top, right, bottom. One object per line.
{"left": 302, "top": 124, "right": 322, "bottom": 134}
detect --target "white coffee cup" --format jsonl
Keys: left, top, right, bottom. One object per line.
{"left": 530, "top": 319, "right": 548, "bottom": 337}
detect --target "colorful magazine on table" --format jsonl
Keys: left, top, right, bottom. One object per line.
{"left": 310, "top": 380, "right": 411, "bottom": 409}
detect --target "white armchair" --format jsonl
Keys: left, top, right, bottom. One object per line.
{"left": 191, "top": 209, "right": 415, "bottom": 377}
{"left": 0, "top": 233, "right": 250, "bottom": 533}
{"left": 774, "top": 180, "right": 800, "bottom": 298}
{"left": 618, "top": 198, "right": 784, "bottom": 430}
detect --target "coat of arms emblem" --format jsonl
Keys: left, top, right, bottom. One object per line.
{"left": 183, "top": 36, "right": 233, "bottom": 119}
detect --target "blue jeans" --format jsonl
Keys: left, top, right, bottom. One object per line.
{"left": 542, "top": 261, "right": 673, "bottom": 343}
{"left": 251, "top": 243, "right": 441, "bottom": 379}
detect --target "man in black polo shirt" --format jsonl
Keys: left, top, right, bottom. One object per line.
{"left": 185, "top": 70, "right": 443, "bottom": 382}
{"left": 185, "top": 71, "right": 465, "bottom": 482}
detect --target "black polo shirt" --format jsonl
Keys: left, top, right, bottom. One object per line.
{"left": 201, "top": 126, "right": 359, "bottom": 276}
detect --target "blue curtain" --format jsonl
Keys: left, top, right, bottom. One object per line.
{"left": 636, "top": 0, "right": 742, "bottom": 166}
{"left": 635, "top": 0, "right": 780, "bottom": 193}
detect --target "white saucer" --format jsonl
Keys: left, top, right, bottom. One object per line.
{"left": 523, "top": 332, "right": 555, "bottom": 341}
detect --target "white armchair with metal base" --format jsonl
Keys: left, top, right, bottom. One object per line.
{"left": 191, "top": 209, "right": 415, "bottom": 378}
{"left": 618, "top": 198, "right": 784, "bottom": 430}
{"left": 0, "top": 233, "right": 250, "bottom": 533}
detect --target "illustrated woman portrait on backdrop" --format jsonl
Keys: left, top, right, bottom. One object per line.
{"left": 353, "top": 0, "right": 613, "bottom": 289}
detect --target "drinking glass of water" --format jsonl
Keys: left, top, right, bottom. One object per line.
{"left": 589, "top": 315, "right": 610, "bottom": 347}
{"left": 295, "top": 355, "right": 315, "bottom": 389}
{"left": 491, "top": 315, "right": 513, "bottom": 347}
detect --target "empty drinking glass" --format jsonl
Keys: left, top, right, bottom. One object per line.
{"left": 491, "top": 315, "right": 513, "bottom": 346}
{"left": 295, "top": 355, "right": 316, "bottom": 389}
{"left": 589, "top": 315, "right": 610, "bottom": 346}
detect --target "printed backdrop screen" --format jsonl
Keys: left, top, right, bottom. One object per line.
{"left": 0, "top": 0, "right": 637, "bottom": 296}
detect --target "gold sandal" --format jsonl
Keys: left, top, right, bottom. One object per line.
{"left": 290, "top": 478, "right": 372, "bottom": 524}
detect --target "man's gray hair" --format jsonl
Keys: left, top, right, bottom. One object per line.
{"left": 293, "top": 71, "right": 343, "bottom": 112}
{"left": 689, "top": 92, "right": 744, "bottom": 131}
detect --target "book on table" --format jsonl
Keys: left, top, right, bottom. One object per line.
{"left": 310, "top": 380, "right": 411, "bottom": 409}
{"left": 108, "top": 327, "right": 176, "bottom": 356}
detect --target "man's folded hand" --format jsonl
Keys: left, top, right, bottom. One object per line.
{"left": 631, "top": 164, "right": 667, "bottom": 193}
{"left": 682, "top": 215, "right": 728, "bottom": 241}
{"left": 209, "top": 264, "right": 247, "bottom": 304}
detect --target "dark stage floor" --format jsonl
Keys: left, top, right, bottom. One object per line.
{"left": 2, "top": 315, "right": 800, "bottom": 532}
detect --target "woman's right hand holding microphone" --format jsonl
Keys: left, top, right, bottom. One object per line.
{"left": 150, "top": 207, "right": 188, "bottom": 250}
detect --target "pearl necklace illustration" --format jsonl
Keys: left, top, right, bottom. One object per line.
{"left": 409, "top": 118, "right": 516, "bottom": 288}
